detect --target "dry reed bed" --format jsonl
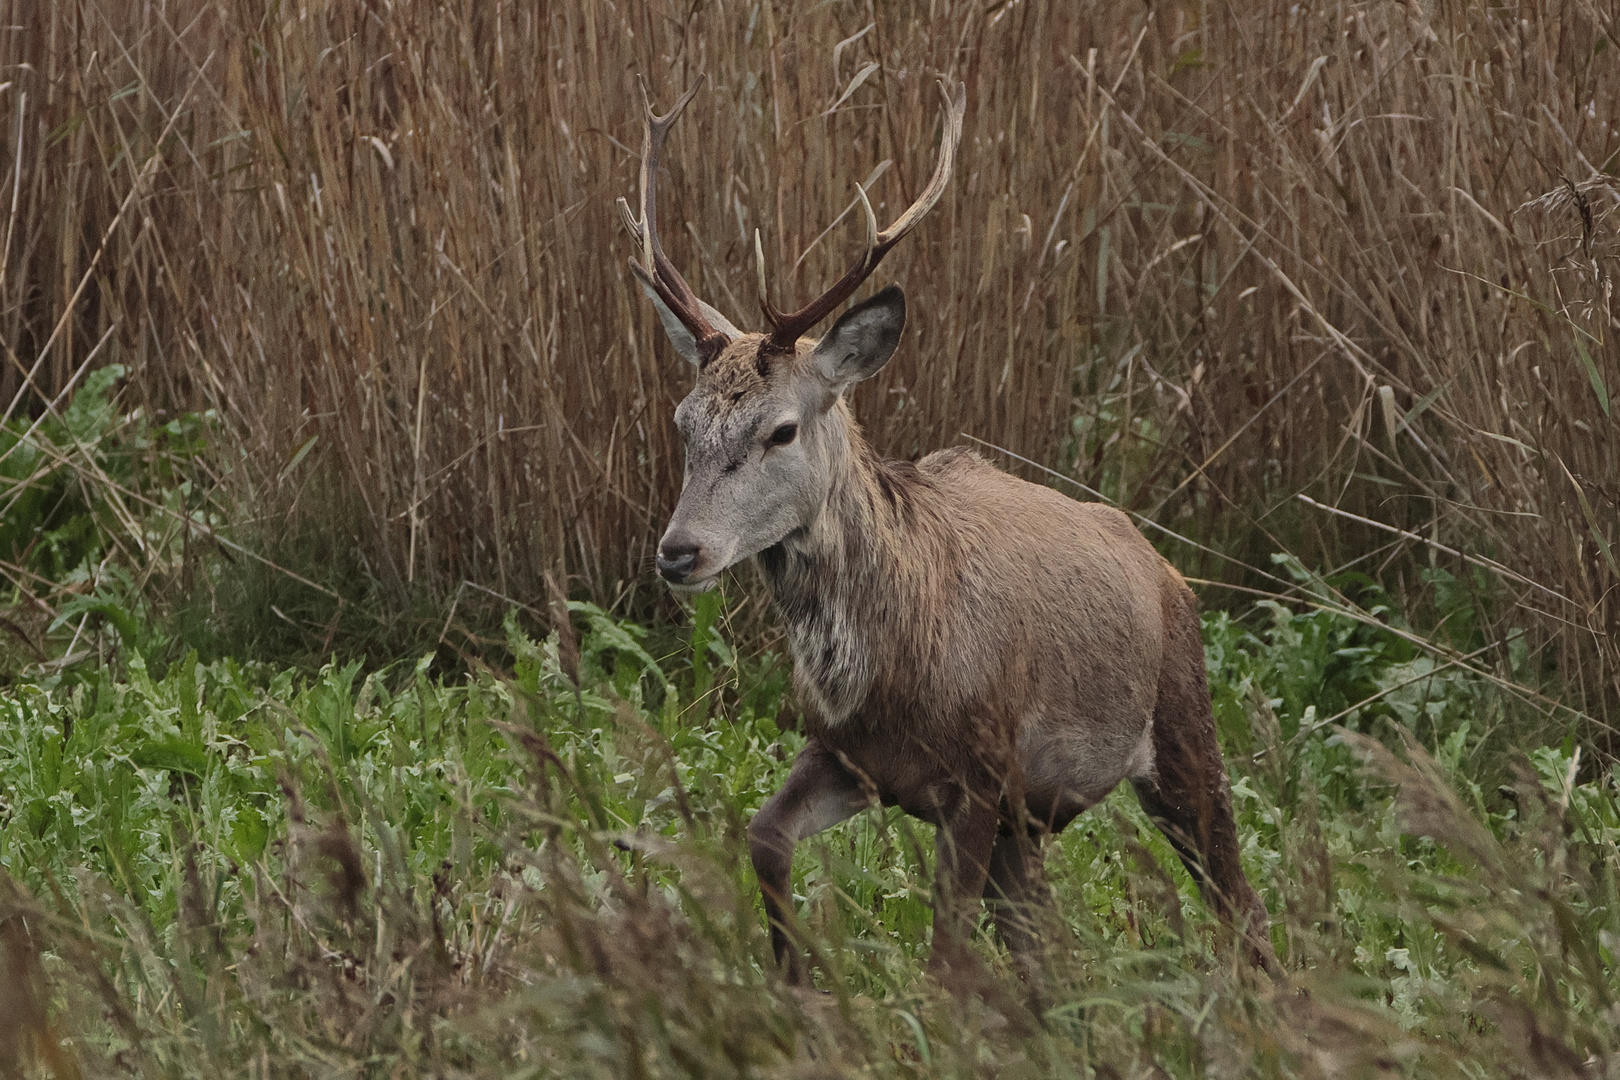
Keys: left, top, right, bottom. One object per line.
{"left": 2, "top": 1, "right": 1616, "bottom": 722}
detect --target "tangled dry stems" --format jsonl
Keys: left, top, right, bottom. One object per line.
{"left": 2, "top": 5, "right": 1616, "bottom": 704}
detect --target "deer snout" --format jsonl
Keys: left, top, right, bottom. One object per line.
{"left": 656, "top": 537, "right": 701, "bottom": 583}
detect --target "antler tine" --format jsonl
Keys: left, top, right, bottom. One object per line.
{"left": 621, "top": 74, "right": 730, "bottom": 363}
{"left": 754, "top": 230, "right": 773, "bottom": 325}
{"left": 635, "top": 75, "right": 703, "bottom": 272}
{"left": 875, "top": 80, "right": 965, "bottom": 247}
{"left": 762, "top": 79, "right": 966, "bottom": 350}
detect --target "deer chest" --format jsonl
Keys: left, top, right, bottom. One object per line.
{"left": 784, "top": 603, "right": 874, "bottom": 728}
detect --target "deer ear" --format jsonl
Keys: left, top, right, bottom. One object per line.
{"left": 807, "top": 284, "right": 906, "bottom": 395}
{"left": 632, "top": 262, "right": 740, "bottom": 367}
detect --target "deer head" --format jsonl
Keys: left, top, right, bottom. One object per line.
{"left": 619, "top": 76, "right": 966, "bottom": 588}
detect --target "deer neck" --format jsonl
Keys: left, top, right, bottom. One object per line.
{"left": 756, "top": 408, "right": 927, "bottom": 726}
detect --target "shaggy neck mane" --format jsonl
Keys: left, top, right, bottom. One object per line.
{"left": 755, "top": 407, "right": 950, "bottom": 724}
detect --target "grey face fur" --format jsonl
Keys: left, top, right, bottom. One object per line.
{"left": 652, "top": 285, "right": 906, "bottom": 589}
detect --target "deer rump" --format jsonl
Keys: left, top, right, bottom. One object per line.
{"left": 620, "top": 75, "right": 1274, "bottom": 992}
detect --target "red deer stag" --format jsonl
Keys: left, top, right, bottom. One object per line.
{"left": 619, "top": 76, "right": 1275, "bottom": 989}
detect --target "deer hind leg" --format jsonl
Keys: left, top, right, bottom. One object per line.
{"left": 747, "top": 742, "right": 870, "bottom": 985}
{"left": 1132, "top": 595, "right": 1278, "bottom": 973}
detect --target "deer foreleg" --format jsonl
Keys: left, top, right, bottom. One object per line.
{"left": 984, "top": 825, "right": 1050, "bottom": 961}
{"left": 748, "top": 743, "right": 869, "bottom": 984}
{"left": 926, "top": 785, "right": 1001, "bottom": 986}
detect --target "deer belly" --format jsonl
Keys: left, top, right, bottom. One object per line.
{"left": 1017, "top": 711, "right": 1156, "bottom": 825}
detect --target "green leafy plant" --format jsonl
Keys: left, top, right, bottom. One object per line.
{"left": 2, "top": 586, "right": 1614, "bottom": 1078}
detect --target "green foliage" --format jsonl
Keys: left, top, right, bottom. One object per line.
{"left": 0, "top": 364, "right": 129, "bottom": 583}
{"left": 1, "top": 590, "right": 1616, "bottom": 1077}
{"left": 1, "top": 366, "right": 217, "bottom": 673}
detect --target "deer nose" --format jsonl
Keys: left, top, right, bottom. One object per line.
{"left": 656, "top": 539, "right": 700, "bottom": 583}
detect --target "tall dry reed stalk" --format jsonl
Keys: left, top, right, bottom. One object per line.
{"left": 3, "top": 1, "right": 1616, "bottom": 724}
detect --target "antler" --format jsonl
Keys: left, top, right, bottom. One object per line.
{"left": 757, "top": 79, "right": 966, "bottom": 351}
{"left": 617, "top": 75, "right": 732, "bottom": 365}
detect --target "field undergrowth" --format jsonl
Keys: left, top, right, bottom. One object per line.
{"left": 4, "top": 585, "right": 1617, "bottom": 1078}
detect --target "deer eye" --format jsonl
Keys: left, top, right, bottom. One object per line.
{"left": 767, "top": 423, "right": 799, "bottom": 447}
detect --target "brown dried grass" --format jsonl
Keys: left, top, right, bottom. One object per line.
{"left": 3, "top": 1, "right": 1616, "bottom": 720}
